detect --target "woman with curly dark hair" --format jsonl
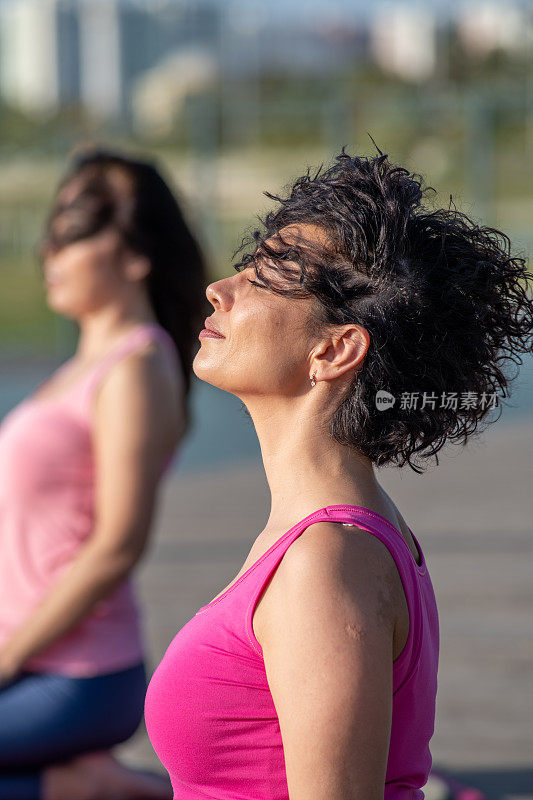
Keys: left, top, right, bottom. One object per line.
{"left": 145, "top": 147, "right": 533, "bottom": 800}
{"left": 0, "top": 148, "right": 207, "bottom": 800}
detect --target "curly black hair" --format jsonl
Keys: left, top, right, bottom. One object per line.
{"left": 233, "top": 146, "right": 533, "bottom": 473}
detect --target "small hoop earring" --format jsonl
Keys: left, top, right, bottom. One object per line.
{"left": 310, "top": 373, "right": 317, "bottom": 387}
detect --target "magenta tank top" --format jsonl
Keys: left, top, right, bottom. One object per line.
{"left": 0, "top": 322, "right": 181, "bottom": 677}
{"left": 144, "top": 505, "right": 439, "bottom": 800}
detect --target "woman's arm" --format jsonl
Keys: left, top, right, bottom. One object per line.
{"left": 0, "top": 345, "right": 183, "bottom": 681}
{"left": 258, "top": 521, "right": 400, "bottom": 800}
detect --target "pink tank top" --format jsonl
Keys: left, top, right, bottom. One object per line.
{"left": 144, "top": 505, "right": 439, "bottom": 800}
{"left": 0, "top": 322, "right": 182, "bottom": 677}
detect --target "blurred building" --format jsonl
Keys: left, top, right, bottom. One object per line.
{"left": 1, "top": 0, "right": 529, "bottom": 123}
{"left": 0, "top": 0, "right": 222, "bottom": 120}
{"left": 0, "top": 0, "right": 80, "bottom": 114}
{"left": 220, "top": 0, "right": 367, "bottom": 78}
{"left": 457, "top": 1, "right": 529, "bottom": 56}
{"left": 78, "top": 0, "right": 123, "bottom": 118}
{"left": 370, "top": 2, "right": 437, "bottom": 81}
{"left": 132, "top": 47, "right": 218, "bottom": 137}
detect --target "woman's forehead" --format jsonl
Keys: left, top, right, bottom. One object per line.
{"left": 253, "top": 223, "right": 334, "bottom": 286}
{"left": 270, "top": 222, "right": 332, "bottom": 249}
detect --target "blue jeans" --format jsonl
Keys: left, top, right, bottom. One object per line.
{"left": 0, "top": 662, "right": 147, "bottom": 800}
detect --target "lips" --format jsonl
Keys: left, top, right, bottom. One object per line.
{"left": 202, "top": 317, "right": 225, "bottom": 337}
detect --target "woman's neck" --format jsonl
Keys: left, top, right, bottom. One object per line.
{"left": 244, "top": 393, "right": 382, "bottom": 534}
{"left": 75, "top": 301, "right": 158, "bottom": 361}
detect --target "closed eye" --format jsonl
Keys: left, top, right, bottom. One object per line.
{"left": 247, "top": 278, "right": 267, "bottom": 289}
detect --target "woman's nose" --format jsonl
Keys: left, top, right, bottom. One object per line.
{"left": 206, "top": 276, "right": 234, "bottom": 310}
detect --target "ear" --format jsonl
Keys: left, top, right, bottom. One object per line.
{"left": 123, "top": 255, "right": 151, "bottom": 283}
{"left": 310, "top": 324, "right": 370, "bottom": 382}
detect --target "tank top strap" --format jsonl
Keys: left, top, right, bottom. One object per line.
{"left": 76, "top": 322, "right": 181, "bottom": 416}
{"left": 244, "top": 505, "right": 424, "bottom": 690}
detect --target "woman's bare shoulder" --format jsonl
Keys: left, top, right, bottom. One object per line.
{"left": 281, "top": 520, "right": 400, "bottom": 587}
{"left": 256, "top": 521, "right": 401, "bottom": 648}
{"left": 95, "top": 339, "right": 185, "bottom": 438}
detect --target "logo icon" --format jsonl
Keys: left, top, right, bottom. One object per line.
{"left": 375, "top": 390, "right": 395, "bottom": 410}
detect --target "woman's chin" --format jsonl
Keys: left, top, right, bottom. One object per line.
{"left": 45, "top": 295, "right": 83, "bottom": 322}
{"left": 192, "top": 356, "right": 230, "bottom": 391}
{"left": 44, "top": 294, "right": 65, "bottom": 314}
{"left": 45, "top": 296, "right": 76, "bottom": 317}
{"left": 193, "top": 353, "right": 214, "bottom": 380}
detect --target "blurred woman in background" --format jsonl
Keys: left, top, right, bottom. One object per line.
{"left": 0, "top": 148, "right": 207, "bottom": 800}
